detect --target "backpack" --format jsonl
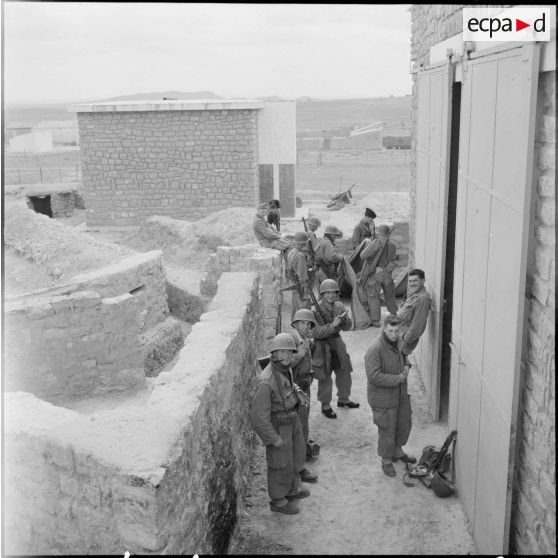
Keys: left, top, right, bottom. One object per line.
{"left": 403, "top": 430, "right": 457, "bottom": 495}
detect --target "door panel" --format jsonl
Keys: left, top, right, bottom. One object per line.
{"left": 414, "top": 60, "right": 454, "bottom": 417}
{"left": 451, "top": 43, "right": 539, "bottom": 554}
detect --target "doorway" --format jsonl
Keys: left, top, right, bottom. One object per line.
{"left": 28, "top": 195, "right": 53, "bottom": 218}
{"left": 439, "top": 81, "right": 461, "bottom": 421}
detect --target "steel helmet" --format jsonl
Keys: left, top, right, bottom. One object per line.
{"left": 324, "top": 224, "right": 343, "bottom": 237}
{"left": 431, "top": 471, "right": 455, "bottom": 498}
{"left": 291, "top": 309, "right": 317, "bottom": 328}
{"left": 293, "top": 231, "right": 309, "bottom": 243}
{"left": 319, "top": 279, "right": 340, "bottom": 294}
{"left": 306, "top": 216, "right": 321, "bottom": 228}
{"left": 269, "top": 333, "right": 297, "bottom": 352}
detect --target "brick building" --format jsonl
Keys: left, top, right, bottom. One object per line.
{"left": 409, "top": 5, "right": 555, "bottom": 555}
{"left": 70, "top": 100, "right": 296, "bottom": 227}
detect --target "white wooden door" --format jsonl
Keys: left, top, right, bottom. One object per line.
{"left": 449, "top": 43, "right": 540, "bottom": 554}
{"left": 414, "top": 60, "right": 453, "bottom": 418}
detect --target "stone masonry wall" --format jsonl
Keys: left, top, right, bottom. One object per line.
{"left": 201, "top": 244, "right": 282, "bottom": 344}
{"left": 3, "top": 271, "right": 264, "bottom": 555}
{"left": 4, "top": 290, "right": 145, "bottom": 402}
{"left": 511, "top": 70, "right": 556, "bottom": 556}
{"left": 410, "top": 5, "right": 555, "bottom": 554}
{"left": 77, "top": 109, "right": 259, "bottom": 227}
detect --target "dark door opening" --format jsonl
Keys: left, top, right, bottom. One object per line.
{"left": 440, "top": 81, "right": 461, "bottom": 422}
{"left": 28, "top": 195, "right": 53, "bottom": 218}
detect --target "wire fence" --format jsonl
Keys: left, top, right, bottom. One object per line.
{"left": 3, "top": 166, "right": 81, "bottom": 185}
{"left": 296, "top": 148, "right": 411, "bottom": 168}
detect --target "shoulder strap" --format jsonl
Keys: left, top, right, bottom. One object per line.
{"left": 271, "top": 367, "right": 290, "bottom": 413}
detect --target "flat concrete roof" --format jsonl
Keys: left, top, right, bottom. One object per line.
{"left": 69, "top": 99, "right": 265, "bottom": 113}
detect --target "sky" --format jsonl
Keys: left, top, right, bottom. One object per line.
{"left": 3, "top": 2, "right": 412, "bottom": 104}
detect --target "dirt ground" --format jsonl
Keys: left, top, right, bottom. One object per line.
{"left": 229, "top": 296, "right": 477, "bottom": 555}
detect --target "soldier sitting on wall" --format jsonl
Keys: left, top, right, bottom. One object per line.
{"left": 253, "top": 203, "right": 292, "bottom": 251}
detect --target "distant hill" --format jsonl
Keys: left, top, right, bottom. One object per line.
{"left": 94, "top": 90, "right": 224, "bottom": 102}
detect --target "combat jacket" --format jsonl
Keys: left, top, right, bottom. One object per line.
{"left": 311, "top": 299, "right": 353, "bottom": 376}
{"left": 250, "top": 362, "right": 299, "bottom": 447}
{"left": 352, "top": 219, "right": 375, "bottom": 247}
{"left": 314, "top": 237, "right": 343, "bottom": 280}
{"left": 359, "top": 237, "right": 397, "bottom": 286}
{"left": 397, "top": 286, "right": 432, "bottom": 355}
{"left": 365, "top": 332, "right": 409, "bottom": 408}
{"left": 286, "top": 248, "right": 309, "bottom": 291}
{"left": 253, "top": 214, "right": 282, "bottom": 247}
{"left": 290, "top": 328, "right": 314, "bottom": 389}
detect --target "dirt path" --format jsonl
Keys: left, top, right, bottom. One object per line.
{"left": 230, "top": 304, "right": 477, "bottom": 555}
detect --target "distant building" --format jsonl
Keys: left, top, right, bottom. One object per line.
{"left": 71, "top": 100, "right": 296, "bottom": 227}
{"left": 409, "top": 5, "right": 555, "bottom": 555}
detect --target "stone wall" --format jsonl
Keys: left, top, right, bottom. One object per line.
{"left": 202, "top": 244, "right": 282, "bottom": 344}
{"left": 511, "top": 70, "right": 556, "bottom": 556}
{"left": 77, "top": 109, "right": 259, "bottom": 227}
{"left": 3, "top": 271, "right": 264, "bottom": 555}
{"left": 410, "top": 5, "right": 555, "bottom": 554}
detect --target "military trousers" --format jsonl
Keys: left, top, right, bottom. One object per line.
{"left": 357, "top": 269, "right": 398, "bottom": 326}
{"left": 370, "top": 390, "right": 412, "bottom": 459}
{"left": 317, "top": 367, "right": 352, "bottom": 406}
{"left": 296, "top": 381, "right": 312, "bottom": 444}
{"left": 290, "top": 289, "right": 311, "bottom": 321}
{"left": 266, "top": 414, "right": 306, "bottom": 504}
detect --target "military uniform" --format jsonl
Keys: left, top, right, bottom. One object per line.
{"left": 290, "top": 328, "right": 314, "bottom": 445}
{"left": 351, "top": 218, "right": 375, "bottom": 248}
{"left": 311, "top": 299, "right": 354, "bottom": 406}
{"left": 253, "top": 214, "right": 291, "bottom": 251}
{"left": 397, "top": 286, "right": 431, "bottom": 355}
{"left": 358, "top": 236, "right": 398, "bottom": 326}
{"left": 286, "top": 247, "right": 312, "bottom": 320}
{"left": 365, "top": 332, "right": 412, "bottom": 460}
{"left": 250, "top": 361, "right": 306, "bottom": 505}
{"left": 314, "top": 237, "right": 343, "bottom": 285}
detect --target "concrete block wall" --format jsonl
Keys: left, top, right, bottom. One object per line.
{"left": 511, "top": 70, "right": 556, "bottom": 556}
{"left": 77, "top": 109, "right": 259, "bottom": 227}
{"left": 3, "top": 271, "right": 264, "bottom": 555}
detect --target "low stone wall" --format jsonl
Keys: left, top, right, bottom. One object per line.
{"left": 202, "top": 244, "right": 282, "bottom": 343}
{"left": 3, "top": 271, "right": 264, "bottom": 555}
{"left": 4, "top": 251, "right": 171, "bottom": 402}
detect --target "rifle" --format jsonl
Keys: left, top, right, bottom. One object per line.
{"left": 281, "top": 282, "right": 327, "bottom": 326}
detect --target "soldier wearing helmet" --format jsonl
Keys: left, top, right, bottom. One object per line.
{"left": 290, "top": 309, "right": 319, "bottom": 482}
{"left": 286, "top": 231, "right": 312, "bottom": 320}
{"left": 311, "top": 279, "right": 359, "bottom": 419}
{"left": 250, "top": 333, "right": 314, "bottom": 514}
{"left": 253, "top": 203, "right": 292, "bottom": 252}
{"left": 357, "top": 224, "right": 398, "bottom": 327}
{"left": 313, "top": 224, "right": 344, "bottom": 285}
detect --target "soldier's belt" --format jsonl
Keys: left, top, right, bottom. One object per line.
{"left": 272, "top": 411, "right": 298, "bottom": 424}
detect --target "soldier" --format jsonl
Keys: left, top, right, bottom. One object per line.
{"left": 286, "top": 231, "right": 312, "bottom": 320}
{"left": 312, "top": 279, "right": 359, "bottom": 419}
{"left": 302, "top": 216, "right": 321, "bottom": 292}
{"left": 253, "top": 203, "right": 292, "bottom": 251}
{"left": 351, "top": 207, "right": 376, "bottom": 249}
{"left": 250, "top": 333, "right": 312, "bottom": 514}
{"left": 397, "top": 268, "right": 432, "bottom": 355}
{"left": 267, "top": 199, "right": 281, "bottom": 231}
{"left": 305, "top": 216, "right": 322, "bottom": 254}
{"left": 357, "top": 224, "right": 398, "bottom": 327}
{"left": 290, "top": 309, "right": 320, "bottom": 482}
{"left": 365, "top": 315, "right": 416, "bottom": 477}
{"left": 314, "top": 224, "right": 344, "bottom": 285}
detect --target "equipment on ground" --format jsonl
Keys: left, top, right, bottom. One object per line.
{"left": 403, "top": 430, "right": 457, "bottom": 496}
{"left": 327, "top": 184, "right": 355, "bottom": 210}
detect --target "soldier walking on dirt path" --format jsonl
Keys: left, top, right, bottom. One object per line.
{"left": 250, "top": 334, "right": 313, "bottom": 515}
{"left": 286, "top": 232, "right": 312, "bottom": 320}
{"left": 397, "top": 268, "right": 432, "bottom": 355}
{"left": 357, "top": 224, "right": 398, "bottom": 327}
{"left": 311, "top": 279, "right": 359, "bottom": 419}
{"left": 351, "top": 207, "right": 377, "bottom": 249}
{"left": 365, "top": 315, "right": 416, "bottom": 478}
{"left": 290, "top": 309, "right": 319, "bottom": 483}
